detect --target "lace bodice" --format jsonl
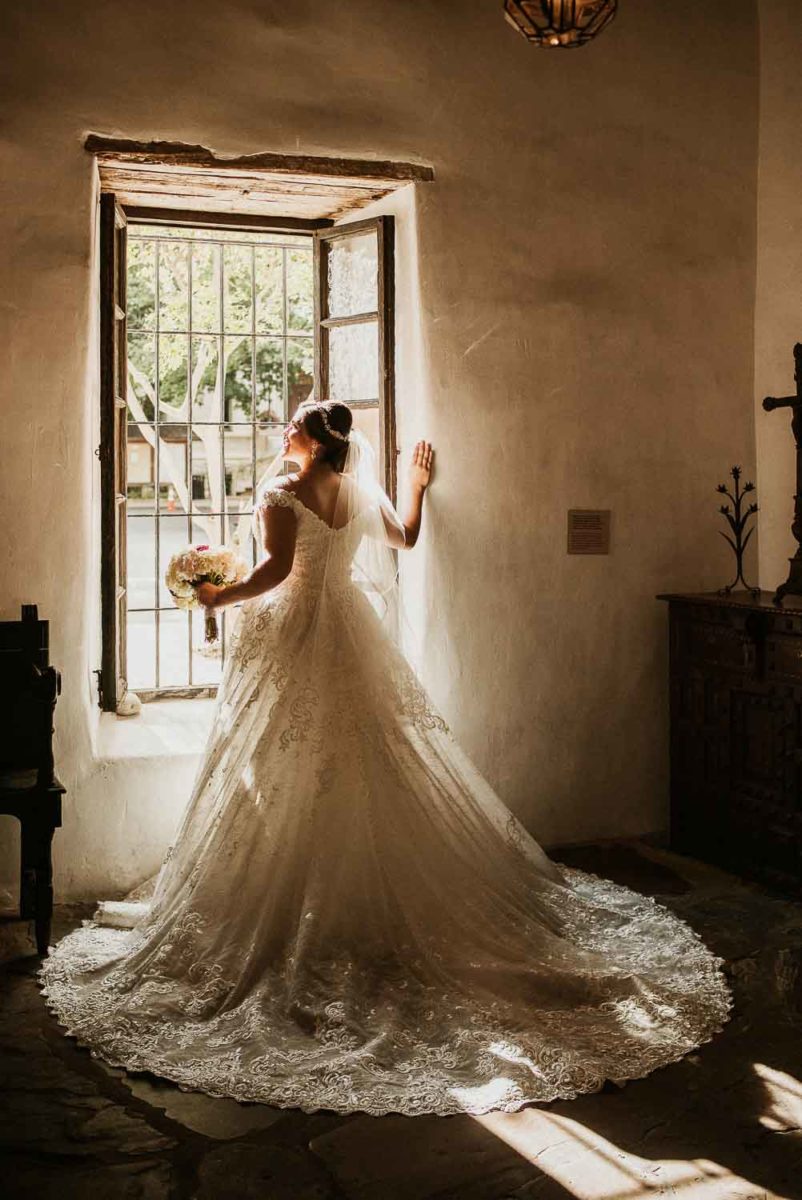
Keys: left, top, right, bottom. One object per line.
{"left": 258, "top": 486, "right": 364, "bottom": 593}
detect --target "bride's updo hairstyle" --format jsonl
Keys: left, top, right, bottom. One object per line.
{"left": 298, "top": 401, "right": 353, "bottom": 472}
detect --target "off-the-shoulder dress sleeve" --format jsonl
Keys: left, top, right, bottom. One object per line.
{"left": 257, "top": 487, "right": 295, "bottom": 512}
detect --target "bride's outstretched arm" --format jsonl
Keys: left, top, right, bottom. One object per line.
{"left": 197, "top": 505, "right": 297, "bottom": 608}
{"left": 389, "top": 440, "right": 433, "bottom": 549}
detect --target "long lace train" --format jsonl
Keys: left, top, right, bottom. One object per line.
{"left": 40, "top": 485, "right": 731, "bottom": 1115}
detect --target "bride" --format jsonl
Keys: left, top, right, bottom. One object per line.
{"left": 41, "top": 400, "right": 730, "bottom": 1116}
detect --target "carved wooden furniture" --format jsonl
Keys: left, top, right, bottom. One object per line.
{"left": 659, "top": 591, "right": 802, "bottom": 893}
{"left": 0, "top": 605, "right": 64, "bottom": 954}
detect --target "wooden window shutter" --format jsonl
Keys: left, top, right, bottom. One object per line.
{"left": 313, "top": 216, "right": 397, "bottom": 500}
{"left": 99, "top": 194, "right": 128, "bottom": 711}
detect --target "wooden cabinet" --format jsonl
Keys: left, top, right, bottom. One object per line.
{"left": 659, "top": 592, "right": 802, "bottom": 892}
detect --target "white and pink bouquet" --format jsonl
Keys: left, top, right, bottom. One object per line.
{"left": 165, "top": 544, "right": 247, "bottom": 643}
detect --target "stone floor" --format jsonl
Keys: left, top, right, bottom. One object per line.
{"left": 3, "top": 840, "right": 802, "bottom": 1199}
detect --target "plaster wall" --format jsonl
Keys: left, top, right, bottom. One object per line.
{"left": 0, "top": 0, "right": 759, "bottom": 899}
{"left": 755, "top": 0, "right": 802, "bottom": 589}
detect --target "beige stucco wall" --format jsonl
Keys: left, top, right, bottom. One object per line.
{"left": 0, "top": 0, "right": 760, "bottom": 899}
{"left": 755, "top": 0, "right": 802, "bottom": 589}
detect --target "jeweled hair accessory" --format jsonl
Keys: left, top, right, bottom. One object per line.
{"left": 318, "top": 402, "right": 349, "bottom": 443}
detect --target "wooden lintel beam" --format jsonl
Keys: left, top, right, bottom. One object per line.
{"left": 85, "top": 135, "right": 435, "bottom": 184}
{"left": 102, "top": 170, "right": 393, "bottom": 203}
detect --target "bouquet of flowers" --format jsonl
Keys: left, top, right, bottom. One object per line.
{"left": 165, "top": 544, "right": 247, "bottom": 643}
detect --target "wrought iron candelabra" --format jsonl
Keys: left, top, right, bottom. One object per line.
{"left": 716, "top": 466, "right": 759, "bottom": 596}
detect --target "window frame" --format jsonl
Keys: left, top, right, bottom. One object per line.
{"left": 99, "top": 194, "right": 129, "bottom": 712}
{"left": 313, "top": 215, "right": 397, "bottom": 502}
{"left": 98, "top": 203, "right": 397, "bottom": 710}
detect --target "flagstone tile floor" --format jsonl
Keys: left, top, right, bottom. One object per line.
{"left": 3, "top": 840, "right": 802, "bottom": 1199}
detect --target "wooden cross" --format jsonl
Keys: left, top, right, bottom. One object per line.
{"left": 763, "top": 342, "right": 802, "bottom": 604}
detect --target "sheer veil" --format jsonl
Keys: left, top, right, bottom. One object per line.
{"left": 331, "top": 428, "right": 406, "bottom": 636}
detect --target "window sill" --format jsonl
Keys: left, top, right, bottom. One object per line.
{"left": 96, "top": 697, "right": 216, "bottom": 761}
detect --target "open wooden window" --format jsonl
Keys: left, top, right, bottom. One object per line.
{"left": 98, "top": 206, "right": 397, "bottom": 710}
{"left": 92, "top": 139, "right": 430, "bottom": 709}
{"left": 314, "top": 216, "right": 396, "bottom": 500}
{"left": 99, "top": 195, "right": 129, "bottom": 711}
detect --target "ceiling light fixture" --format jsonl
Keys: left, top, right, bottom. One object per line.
{"left": 504, "top": 0, "right": 617, "bottom": 49}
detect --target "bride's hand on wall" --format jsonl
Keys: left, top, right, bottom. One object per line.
{"left": 399, "top": 442, "right": 434, "bottom": 548}
{"left": 409, "top": 441, "right": 434, "bottom": 492}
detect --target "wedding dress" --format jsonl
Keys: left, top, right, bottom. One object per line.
{"left": 40, "top": 434, "right": 731, "bottom": 1116}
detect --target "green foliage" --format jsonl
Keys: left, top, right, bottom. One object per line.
{"left": 126, "top": 233, "right": 313, "bottom": 423}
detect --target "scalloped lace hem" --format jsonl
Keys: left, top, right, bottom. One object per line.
{"left": 37, "top": 971, "right": 733, "bottom": 1116}
{"left": 38, "top": 870, "right": 734, "bottom": 1119}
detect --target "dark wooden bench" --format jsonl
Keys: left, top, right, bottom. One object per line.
{"left": 0, "top": 605, "right": 64, "bottom": 955}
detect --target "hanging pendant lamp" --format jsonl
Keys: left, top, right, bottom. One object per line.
{"left": 504, "top": 0, "right": 617, "bottom": 49}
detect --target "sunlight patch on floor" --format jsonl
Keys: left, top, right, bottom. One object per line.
{"left": 474, "top": 1107, "right": 781, "bottom": 1199}
{"left": 755, "top": 1061, "right": 802, "bottom": 1133}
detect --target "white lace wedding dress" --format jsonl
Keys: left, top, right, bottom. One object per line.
{"left": 41, "top": 476, "right": 731, "bottom": 1116}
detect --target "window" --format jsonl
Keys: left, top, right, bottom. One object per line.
{"left": 315, "top": 219, "right": 396, "bottom": 500}
{"left": 124, "top": 222, "right": 313, "bottom": 697}
{"left": 98, "top": 203, "right": 395, "bottom": 710}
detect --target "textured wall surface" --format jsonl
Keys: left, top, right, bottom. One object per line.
{"left": 0, "top": 0, "right": 759, "bottom": 897}
{"left": 755, "top": 0, "right": 802, "bottom": 589}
